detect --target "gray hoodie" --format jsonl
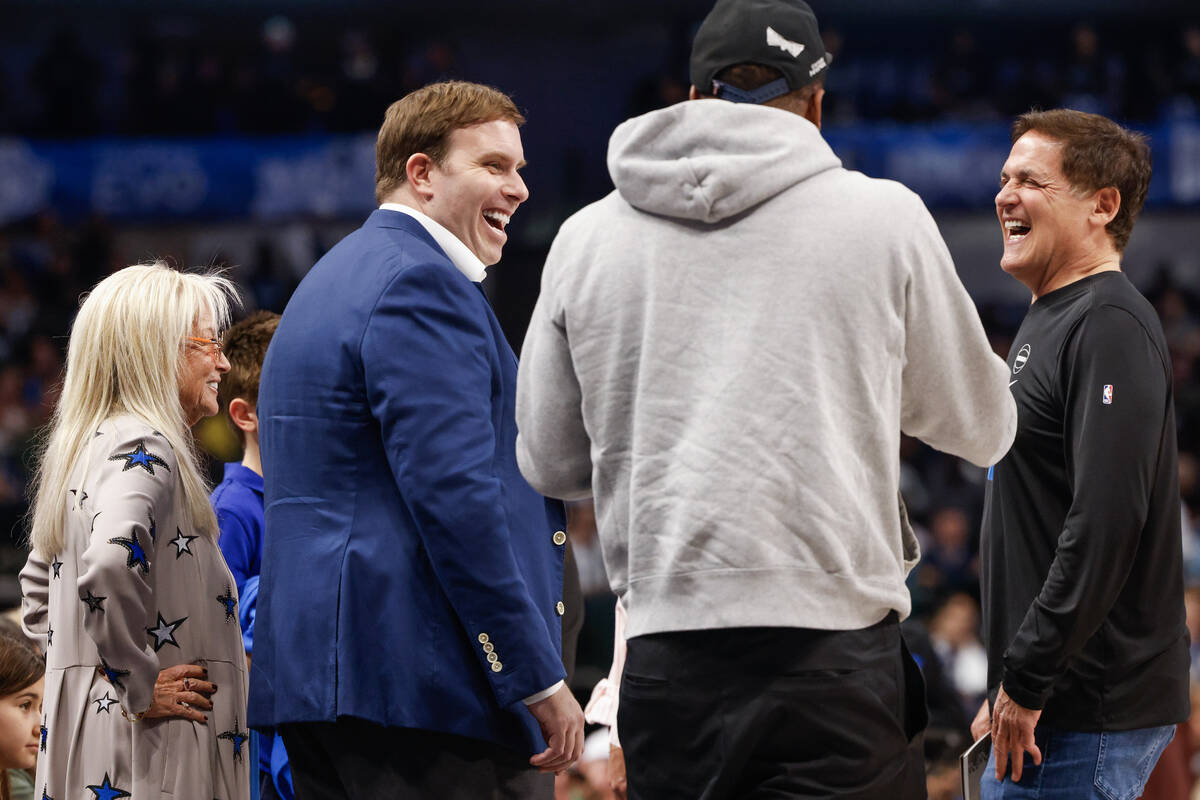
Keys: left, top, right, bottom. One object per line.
{"left": 516, "top": 100, "right": 1015, "bottom": 638}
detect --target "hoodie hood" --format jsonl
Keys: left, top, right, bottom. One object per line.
{"left": 607, "top": 100, "right": 841, "bottom": 224}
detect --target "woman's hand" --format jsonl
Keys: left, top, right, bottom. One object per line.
{"left": 141, "top": 664, "right": 217, "bottom": 723}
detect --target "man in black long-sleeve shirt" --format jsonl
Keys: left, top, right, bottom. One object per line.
{"left": 976, "top": 109, "right": 1190, "bottom": 799}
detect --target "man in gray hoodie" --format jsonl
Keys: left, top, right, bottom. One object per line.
{"left": 515, "top": 0, "right": 1017, "bottom": 796}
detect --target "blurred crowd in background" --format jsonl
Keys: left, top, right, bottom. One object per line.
{"left": 2, "top": 15, "right": 1200, "bottom": 137}
{"left": 4, "top": 2, "right": 1200, "bottom": 798}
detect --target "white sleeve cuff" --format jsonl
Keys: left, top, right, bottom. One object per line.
{"left": 584, "top": 598, "right": 628, "bottom": 743}
{"left": 522, "top": 680, "right": 565, "bottom": 706}
{"left": 584, "top": 678, "right": 616, "bottom": 727}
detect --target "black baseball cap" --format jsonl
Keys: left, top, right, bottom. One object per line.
{"left": 690, "top": 0, "right": 829, "bottom": 104}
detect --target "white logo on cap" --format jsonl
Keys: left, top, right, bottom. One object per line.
{"left": 809, "top": 55, "right": 828, "bottom": 77}
{"left": 766, "top": 26, "right": 805, "bottom": 58}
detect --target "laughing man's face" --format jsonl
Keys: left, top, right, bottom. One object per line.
{"left": 995, "top": 131, "right": 1098, "bottom": 290}
{"left": 423, "top": 119, "right": 529, "bottom": 267}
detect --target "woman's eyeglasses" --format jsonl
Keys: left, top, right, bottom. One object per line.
{"left": 186, "top": 337, "right": 224, "bottom": 354}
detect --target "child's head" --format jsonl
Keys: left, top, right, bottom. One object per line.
{"left": 218, "top": 310, "right": 281, "bottom": 448}
{"left": 0, "top": 630, "right": 44, "bottom": 772}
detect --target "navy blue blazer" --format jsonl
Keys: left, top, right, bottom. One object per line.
{"left": 249, "top": 209, "right": 567, "bottom": 755}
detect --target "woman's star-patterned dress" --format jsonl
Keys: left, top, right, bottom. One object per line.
{"left": 20, "top": 415, "right": 250, "bottom": 800}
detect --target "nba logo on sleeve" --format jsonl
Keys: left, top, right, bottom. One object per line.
{"left": 1102, "top": 385, "right": 1113, "bottom": 405}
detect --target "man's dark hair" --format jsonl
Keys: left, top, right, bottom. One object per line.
{"left": 218, "top": 310, "right": 280, "bottom": 445}
{"left": 696, "top": 63, "right": 823, "bottom": 116}
{"left": 1012, "top": 109, "right": 1151, "bottom": 252}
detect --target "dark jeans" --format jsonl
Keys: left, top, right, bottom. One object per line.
{"left": 981, "top": 725, "right": 1176, "bottom": 799}
{"left": 279, "top": 718, "right": 552, "bottom": 800}
{"left": 618, "top": 613, "right": 928, "bottom": 799}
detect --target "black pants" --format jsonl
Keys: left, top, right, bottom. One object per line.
{"left": 279, "top": 718, "right": 553, "bottom": 800}
{"left": 618, "top": 613, "right": 928, "bottom": 800}
{"left": 260, "top": 770, "right": 283, "bottom": 800}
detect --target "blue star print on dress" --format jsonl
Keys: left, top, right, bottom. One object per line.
{"left": 108, "top": 530, "right": 149, "bottom": 574}
{"left": 216, "top": 587, "right": 237, "bottom": 622}
{"left": 99, "top": 658, "right": 129, "bottom": 691}
{"left": 85, "top": 773, "right": 131, "bottom": 800}
{"left": 107, "top": 442, "right": 169, "bottom": 475}
{"left": 22, "top": 417, "right": 251, "bottom": 800}
{"left": 39, "top": 722, "right": 46, "bottom": 751}
{"left": 50, "top": 556, "right": 62, "bottom": 578}
{"left": 218, "top": 718, "right": 248, "bottom": 762}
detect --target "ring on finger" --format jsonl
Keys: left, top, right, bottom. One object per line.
{"left": 181, "top": 701, "right": 190, "bottom": 709}
{"left": 183, "top": 678, "right": 191, "bottom": 691}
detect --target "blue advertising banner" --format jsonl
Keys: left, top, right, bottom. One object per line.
{"left": 1, "top": 121, "right": 1195, "bottom": 225}
{"left": 0, "top": 134, "right": 378, "bottom": 225}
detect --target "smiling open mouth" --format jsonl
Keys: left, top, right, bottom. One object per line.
{"left": 1005, "top": 220, "right": 1031, "bottom": 240}
{"left": 483, "top": 210, "right": 510, "bottom": 232}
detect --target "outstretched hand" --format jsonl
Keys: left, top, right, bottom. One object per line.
{"left": 142, "top": 663, "right": 217, "bottom": 724}
{"left": 527, "top": 685, "right": 585, "bottom": 773}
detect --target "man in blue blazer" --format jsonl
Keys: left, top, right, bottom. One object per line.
{"left": 250, "top": 81, "right": 585, "bottom": 800}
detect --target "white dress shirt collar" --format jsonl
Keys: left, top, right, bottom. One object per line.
{"left": 379, "top": 203, "right": 487, "bottom": 283}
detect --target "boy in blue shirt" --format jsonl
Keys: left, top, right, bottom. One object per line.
{"left": 210, "top": 310, "right": 290, "bottom": 800}
{"left": 212, "top": 311, "right": 279, "bottom": 597}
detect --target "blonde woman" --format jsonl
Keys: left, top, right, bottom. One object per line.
{"left": 19, "top": 263, "right": 249, "bottom": 800}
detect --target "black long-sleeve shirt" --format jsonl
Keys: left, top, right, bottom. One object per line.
{"left": 980, "top": 271, "right": 1189, "bottom": 731}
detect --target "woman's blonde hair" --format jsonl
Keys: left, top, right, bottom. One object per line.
{"left": 28, "top": 262, "right": 238, "bottom": 557}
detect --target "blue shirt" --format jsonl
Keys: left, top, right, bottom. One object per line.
{"left": 212, "top": 462, "right": 264, "bottom": 600}
{"left": 212, "top": 466, "right": 287, "bottom": 789}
